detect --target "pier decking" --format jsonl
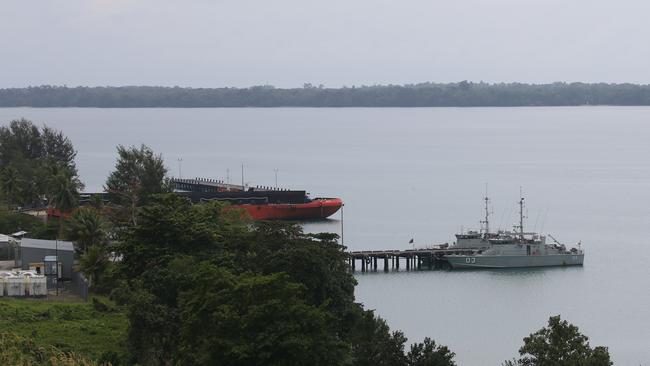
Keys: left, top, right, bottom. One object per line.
{"left": 348, "top": 247, "right": 475, "bottom": 272}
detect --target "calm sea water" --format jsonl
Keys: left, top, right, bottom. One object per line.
{"left": 1, "top": 107, "right": 649, "bottom": 365}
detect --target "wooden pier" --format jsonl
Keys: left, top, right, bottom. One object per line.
{"left": 348, "top": 248, "right": 475, "bottom": 272}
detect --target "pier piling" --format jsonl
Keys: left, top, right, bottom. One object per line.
{"left": 348, "top": 247, "right": 475, "bottom": 273}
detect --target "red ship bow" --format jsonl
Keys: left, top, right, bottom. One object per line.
{"left": 236, "top": 198, "right": 343, "bottom": 220}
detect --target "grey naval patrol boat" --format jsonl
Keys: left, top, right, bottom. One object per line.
{"left": 445, "top": 193, "right": 584, "bottom": 269}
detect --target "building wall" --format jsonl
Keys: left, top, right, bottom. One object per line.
{"left": 0, "top": 241, "right": 11, "bottom": 260}
{"left": 19, "top": 248, "right": 74, "bottom": 279}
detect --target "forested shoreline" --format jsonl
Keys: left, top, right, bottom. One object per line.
{"left": 2, "top": 82, "right": 650, "bottom": 107}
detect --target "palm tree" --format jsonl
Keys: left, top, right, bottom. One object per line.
{"left": 48, "top": 171, "right": 81, "bottom": 213}
{"left": 76, "top": 245, "right": 109, "bottom": 288}
{"left": 47, "top": 170, "right": 83, "bottom": 237}
{"left": 68, "top": 207, "right": 111, "bottom": 289}
{"left": 66, "top": 207, "right": 107, "bottom": 253}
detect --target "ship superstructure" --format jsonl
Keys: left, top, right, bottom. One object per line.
{"left": 446, "top": 192, "right": 584, "bottom": 269}
{"left": 454, "top": 193, "right": 493, "bottom": 248}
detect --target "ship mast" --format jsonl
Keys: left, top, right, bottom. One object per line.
{"left": 480, "top": 184, "right": 490, "bottom": 235}
{"left": 518, "top": 187, "right": 525, "bottom": 240}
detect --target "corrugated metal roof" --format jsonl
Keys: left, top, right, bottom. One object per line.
{"left": 0, "top": 234, "right": 10, "bottom": 243}
{"left": 20, "top": 238, "right": 74, "bottom": 252}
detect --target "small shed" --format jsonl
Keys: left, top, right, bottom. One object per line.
{"left": 16, "top": 238, "right": 74, "bottom": 279}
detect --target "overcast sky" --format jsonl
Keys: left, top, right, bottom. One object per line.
{"left": 1, "top": 0, "right": 649, "bottom": 88}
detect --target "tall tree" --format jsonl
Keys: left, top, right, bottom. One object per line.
{"left": 0, "top": 165, "right": 20, "bottom": 206}
{"left": 348, "top": 310, "right": 409, "bottom": 366}
{"left": 504, "top": 315, "right": 612, "bottom": 366}
{"left": 105, "top": 145, "right": 169, "bottom": 225}
{"left": 177, "top": 267, "right": 346, "bottom": 366}
{"left": 407, "top": 338, "right": 456, "bottom": 366}
{"left": 41, "top": 126, "right": 78, "bottom": 174}
{"left": 0, "top": 119, "right": 81, "bottom": 209}
{"left": 0, "top": 118, "right": 43, "bottom": 167}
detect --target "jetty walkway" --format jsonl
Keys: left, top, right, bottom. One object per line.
{"left": 348, "top": 247, "right": 475, "bottom": 272}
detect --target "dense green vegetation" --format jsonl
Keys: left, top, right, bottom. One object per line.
{"left": 1, "top": 83, "right": 650, "bottom": 107}
{"left": 0, "top": 208, "right": 56, "bottom": 239}
{"left": 110, "top": 195, "right": 457, "bottom": 365}
{"left": 0, "top": 119, "right": 82, "bottom": 210}
{"left": 0, "top": 297, "right": 128, "bottom": 365}
{"left": 0, "top": 119, "right": 83, "bottom": 239}
{"left": 504, "top": 315, "right": 612, "bottom": 366}
{"left": 0, "top": 332, "right": 100, "bottom": 366}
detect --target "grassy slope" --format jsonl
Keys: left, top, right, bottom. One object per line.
{"left": 0, "top": 297, "right": 128, "bottom": 361}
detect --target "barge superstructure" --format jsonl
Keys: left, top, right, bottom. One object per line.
{"left": 172, "top": 177, "right": 343, "bottom": 220}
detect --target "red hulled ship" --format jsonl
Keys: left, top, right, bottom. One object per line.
{"left": 173, "top": 178, "right": 343, "bottom": 220}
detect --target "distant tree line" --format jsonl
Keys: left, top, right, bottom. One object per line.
{"left": 1, "top": 82, "right": 650, "bottom": 107}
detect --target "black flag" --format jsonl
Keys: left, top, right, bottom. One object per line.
{"left": 409, "top": 238, "right": 414, "bottom": 244}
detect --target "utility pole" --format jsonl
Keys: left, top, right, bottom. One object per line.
{"left": 340, "top": 205, "right": 344, "bottom": 246}
{"left": 55, "top": 239, "right": 58, "bottom": 296}
{"left": 241, "top": 164, "right": 244, "bottom": 189}
{"left": 226, "top": 168, "right": 230, "bottom": 184}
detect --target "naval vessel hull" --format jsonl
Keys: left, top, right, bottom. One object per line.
{"left": 445, "top": 254, "right": 584, "bottom": 269}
